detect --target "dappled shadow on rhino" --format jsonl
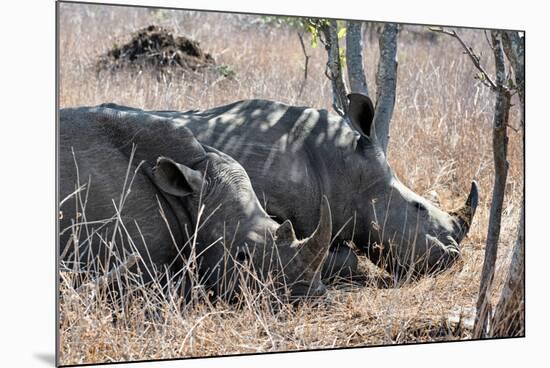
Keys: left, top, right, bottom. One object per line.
{"left": 58, "top": 105, "right": 334, "bottom": 308}
{"left": 145, "top": 93, "right": 479, "bottom": 282}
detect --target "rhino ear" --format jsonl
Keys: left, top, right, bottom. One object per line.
{"left": 153, "top": 156, "right": 203, "bottom": 197}
{"left": 347, "top": 93, "right": 375, "bottom": 138}
{"left": 275, "top": 220, "right": 297, "bottom": 243}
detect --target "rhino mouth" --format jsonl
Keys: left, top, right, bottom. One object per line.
{"left": 417, "top": 181, "right": 479, "bottom": 274}
{"left": 286, "top": 281, "right": 328, "bottom": 302}
{"left": 424, "top": 234, "right": 461, "bottom": 272}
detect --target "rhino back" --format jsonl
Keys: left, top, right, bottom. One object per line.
{"left": 59, "top": 107, "right": 189, "bottom": 272}
{"left": 163, "top": 100, "right": 362, "bottom": 238}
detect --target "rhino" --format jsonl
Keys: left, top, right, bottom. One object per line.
{"left": 138, "top": 93, "right": 479, "bottom": 279}
{"left": 58, "top": 105, "right": 332, "bottom": 301}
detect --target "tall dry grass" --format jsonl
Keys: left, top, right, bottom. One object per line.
{"left": 58, "top": 3, "right": 523, "bottom": 365}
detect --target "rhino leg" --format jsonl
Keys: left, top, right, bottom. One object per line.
{"left": 321, "top": 243, "right": 359, "bottom": 282}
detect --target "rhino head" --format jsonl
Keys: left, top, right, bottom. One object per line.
{"left": 344, "top": 93, "right": 479, "bottom": 276}
{"left": 152, "top": 139, "right": 331, "bottom": 300}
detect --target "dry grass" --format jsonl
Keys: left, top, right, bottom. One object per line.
{"left": 58, "top": 3, "right": 523, "bottom": 366}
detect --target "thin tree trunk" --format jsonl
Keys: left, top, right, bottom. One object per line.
{"left": 490, "top": 202, "right": 525, "bottom": 336}
{"left": 321, "top": 20, "right": 349, "bottom": 117}
{"left": 502, "top": 31, "right": 525, "bottom": 127}
{"left": 473, "top": 31, "right": 512, "bottom": 338}
{"left": 490, "top": 30, "right": 525, "bottom": 338}
{"left": 346, "top": 20, "right": 368, "bottom": 96}
{"left": 373, "top": 23, "right": 399, "bottom": 154}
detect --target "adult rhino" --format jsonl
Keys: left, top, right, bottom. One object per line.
{"left": 142, "top": 93, "right": 479, "bottom": 279}
{"left": 59, "top": 105, "right": 332, "bottom": 301}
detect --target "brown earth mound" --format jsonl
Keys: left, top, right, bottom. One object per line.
{"left": 98, "top": 25, "right": 215, "bottom": 73}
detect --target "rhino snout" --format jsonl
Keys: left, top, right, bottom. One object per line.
{"left": 424, "top": 234, "right": 461, "bottom": 272}
{"left": 289, "top": 280, "right": 328, "bottom": 300}
{"left": 311, "top": 283, "right": 327, "bottom": 297}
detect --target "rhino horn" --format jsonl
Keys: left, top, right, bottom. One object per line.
{"left": 451, "top": 181, "right": 480, "bottom": 241}
{"left": 304, "top": 195, "right": 333, "bottom": 256}
{"left": 275, "top": 196, "right": 332, "bottom": 264}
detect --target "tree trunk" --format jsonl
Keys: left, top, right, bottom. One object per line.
{"left": 502, "top": 31, "right": 525, "bottom": 127}
{"left": 373, "top": 23, "right": 399, "bottom": 154}
{"left": 473, "top": 31, "right": 512, "bottom": 339}
{"left": 321, "top": 20, "right": 348, "bottom": 117}
{"left": 490, "top": 30, "right": 525, "bottom": 338}
{"left": 490, "top": 202, "right": 525, "bottom": 336}
{"left": 346, "top": 20, "right": 368, "bottom": 96}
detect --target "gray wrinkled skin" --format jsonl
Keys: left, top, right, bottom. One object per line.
{"left": 136, "top": 93, "right": 479, "bottom": 278}
{"left": 59, "top": 105, "right": 332, "bottom": 301}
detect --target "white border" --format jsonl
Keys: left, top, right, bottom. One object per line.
{"left": 1, "top": 1, "right": 546, "bottom": 367}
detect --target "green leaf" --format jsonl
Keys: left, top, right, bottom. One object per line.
{"left": 308, "top": 26, "right": 319, "bottom": 48}
{"left": 311, "top": 34, "right": 318, "bottom": 48}
{"left": 338, "top": 27, "right": 347, "bottom": 39}
{"left": 339, "top": 48, "right": 347, "bottom": 66}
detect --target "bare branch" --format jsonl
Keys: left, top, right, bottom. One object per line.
{"left": 429, "top": 27, "right": 498, "bottom": 90}
{"left": 506, "top": 123, "right": 520, "bottom": 133}
{"left": 295, "top": 31, "right": 310, "bottom": 100}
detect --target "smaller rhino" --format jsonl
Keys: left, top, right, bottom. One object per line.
{"left": 59, "top": 105, "right": 332, "bottom": 301}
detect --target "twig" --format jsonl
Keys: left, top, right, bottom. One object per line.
{"left": 506, "top": 123, "right": 520, "bottom": 133}
{"left": 429, "top": 27, "right": 498, "bottom": 90}
{"left": 296, "top": 31, "right": 310, "bottom": 100}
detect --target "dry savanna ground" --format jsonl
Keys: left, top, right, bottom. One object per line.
{"left": 58, "top": 3, "right": 524, "bottom": 366}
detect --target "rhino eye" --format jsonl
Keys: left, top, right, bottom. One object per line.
{"left": 413, "top": 201, "right": 428, "bottom": 212}
{"left": 236, "top": 249, "right": 249, "bottom": 264}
